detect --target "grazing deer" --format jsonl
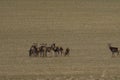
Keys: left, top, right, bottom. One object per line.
{"left": 64, "top": 48, "right": 70, "bottom": 56}
{"left": 108, "top": 43, "right": 119, "bottom": 57}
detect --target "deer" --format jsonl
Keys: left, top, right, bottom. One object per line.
{"left": 108, "top": 43, "right": 119, "bottom": 57}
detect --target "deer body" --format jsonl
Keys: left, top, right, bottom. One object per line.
{"left": 108, "top": 44, "right": 119, "bottom": 57}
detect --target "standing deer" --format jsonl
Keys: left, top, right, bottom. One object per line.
{"left": 108, "top": 43, "right": 119, "bottom": 57}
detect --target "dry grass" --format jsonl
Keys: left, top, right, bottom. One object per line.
{"left": 0, "top": 0, "right": 120, "bottom": 80}
{"left": 0, "top": 29, "right": 120, "bottom": 80}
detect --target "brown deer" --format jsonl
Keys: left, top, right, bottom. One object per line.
{"left": 108, "top": 43, "right": 119, "bottom": 57}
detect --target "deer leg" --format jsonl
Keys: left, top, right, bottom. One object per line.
{"left": 29, "top": 52, "right": 31, "bottom": 57}
{"left": 43, "top": 52, "right": 45, "bottom": 57}
{"left": 40, "top": 52, "right": 42, "bottom": 57}
{"left": 55, "top": 52, "right": 57, "bottom": 57}
{"left": 29, "top": 50, "right": 31, "bottom": 57}
{"left": 64, "top": 51, "right": 67, "bottom": 56}
{"left": 36, "top": 52, "right": 38, "bottom": 56}
{"left": 58, "top": 51, "right": 60, "bottom": 55}
{"left": 45, "top": 51, "right": 47, "bottom": 57}
{"left": 61, "top": 51, "right": 63, "bottom": 56}
{"left": 117, "top": 51, "right": 119, "bottom": 56}
{"left": 112, "top": 52, "right": 115, "bottom": 57}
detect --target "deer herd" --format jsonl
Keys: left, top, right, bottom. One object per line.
{"left": 29, "top": 43, "right": 70, "bottom": 57}
{"left": 28, "top": 43, "right": 119, "bottom": 58}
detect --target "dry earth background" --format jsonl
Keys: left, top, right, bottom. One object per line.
{"left": 0, "top": 0, "right": 120, "bottom": 80}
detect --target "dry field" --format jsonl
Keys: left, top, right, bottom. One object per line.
{"left": 0, "top": 0, "right": 120, "bottom": 80}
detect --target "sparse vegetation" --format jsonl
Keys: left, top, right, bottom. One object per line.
{"left": 0, "top": 0, "right": 120, "bottom": 80}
